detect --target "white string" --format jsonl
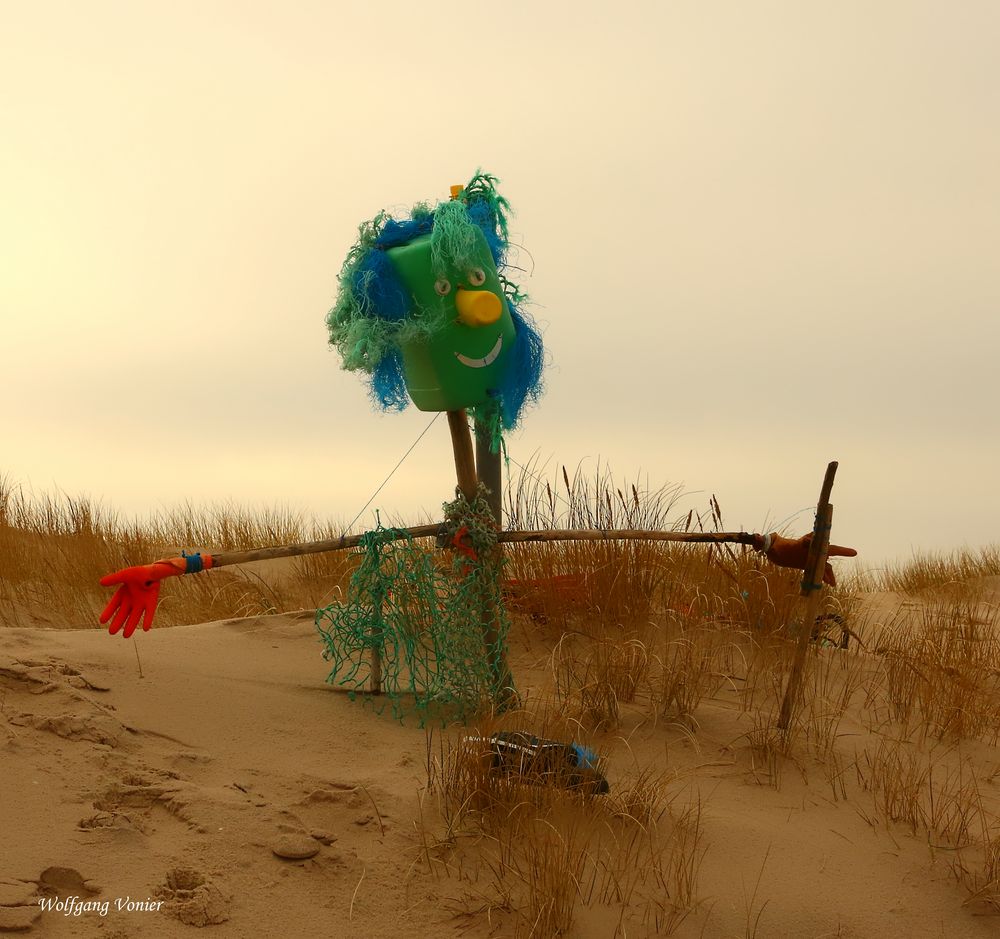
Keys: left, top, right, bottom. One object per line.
{"left": 340, "top": 412, "right": 442, "bottom": 538}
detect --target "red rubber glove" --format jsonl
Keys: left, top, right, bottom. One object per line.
{"left": 99, "top": 559, "right": 187, "bottom": 637}
{"left": 752, "top": 532, "right": 857, "bottom": 587}
{"left": 451, "top": 526, "right": 478, "bottom": 563}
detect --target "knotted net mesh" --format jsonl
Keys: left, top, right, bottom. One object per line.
{"left": 315, "top": 488, "right": 511, "bottom": 723}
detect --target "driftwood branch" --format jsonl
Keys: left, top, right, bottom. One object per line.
{"left": 210, "top": 523, "right": 445, "bottom": 568}
{"left": 209, "top": 526, "right": 758, "bottom": 569}
{"left": 498, "top": 530, "right": 757, "bottom": 547}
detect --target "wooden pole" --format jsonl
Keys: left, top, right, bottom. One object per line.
{"left": 445, "top": 410, "right": 517, "bottom": 709}
{"left": 474, "top": 420, "right": 503, "bottom": 527}
{"left": 473, "top": 417, "right": 516, "bottom": 708}
{"left": 210, "top": 523, "right": 444, "bottom": 568}
{"left": 369, "top": 597, "right": 383, "bottom": 696}
{"left": 447, "top": 410, "right": 478, "bottom": 501}
{"left": 497, "top": 529, "right": 757, "bottom": 547}
{"left": 777, "top": 461, "right": 838, "bottom": 732}
{"left": 209, "top": 526, "right": 758, "bottom": 569}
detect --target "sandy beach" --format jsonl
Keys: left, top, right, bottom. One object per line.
{"left": 3, "top": 576, "right": 999, "bottom": 937}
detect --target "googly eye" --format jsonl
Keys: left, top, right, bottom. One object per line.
{"left": 468, "top": 268, "right": 487, "bottom": 287}
{"left": 434, "top": 278, "right": 452, "bottom": 296}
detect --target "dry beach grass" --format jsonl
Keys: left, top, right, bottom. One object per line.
{"left": 1, "top": 472, "right": 999, "bottom": 936}
{"left": 0, "top": 475, "right": 358, "bottom": 629}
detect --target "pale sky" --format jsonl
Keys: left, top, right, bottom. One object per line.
{"left": 3, "top": 1, "right": 998, "bottom": 571}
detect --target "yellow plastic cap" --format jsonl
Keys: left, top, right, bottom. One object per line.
{"left": 455, "top": 288, "right": 502, "bottom": 326}
{"left": 450, "top": 184, "right": 464, "bottom": 200}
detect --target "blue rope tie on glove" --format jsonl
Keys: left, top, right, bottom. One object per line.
{"left": 182, "top": 551, "right": 205, "bottom": 574}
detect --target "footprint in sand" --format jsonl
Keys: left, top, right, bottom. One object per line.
{"left": 0, "top": 658, "right": 111, "bottom": 694}
{"left": 0, "top": 656, "right": 123, "bottom": 747}
{"left": 297, "top": 780, "right": 391, "bottom": 833}
{"left": 85, "top": 770, "right": 206, "bottom": 835}
{"left": 35, "top": 866, "right": 103, "bottom": 897}
{"left": 17, "top": 712, "right": 123, "bottom": 747}
{"left": 153, "top": 868, "right": 230, "bottom": 926}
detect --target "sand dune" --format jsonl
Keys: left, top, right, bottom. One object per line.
{"left": 1, "top": 613, "right": 442, "bottom": 937}
{"left": 2, "top": 595, "right": 999, "bottom": 937}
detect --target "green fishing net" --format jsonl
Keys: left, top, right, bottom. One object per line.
{"left": 315, "top": 488, "right": 512, "bottom": 723}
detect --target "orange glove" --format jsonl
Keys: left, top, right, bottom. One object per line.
{"left": 451, "top": 526, "right": 478, "bottom": 563}
{"left": 752, "top": 532, "right": 857, "bottom": 587}
{"left": 450, "top": 525, "right": 478, "bottom": 576}
{"left": 99, "top": 554, "right": 213, "bottom": 637}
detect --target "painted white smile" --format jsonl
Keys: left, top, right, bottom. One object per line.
{"left": 455, "top": 334, "right": 503, "bottom": 369}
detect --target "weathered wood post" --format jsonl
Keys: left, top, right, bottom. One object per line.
{"left": 473, "top": 418, "right": 517, "bottom": 709}
{"left": 474, "top": 420, "right": 503, "bottom": 527}
{"left": 369, "top": 586, "right": 383, "bottom": 695}
{"left": 447, "top": 410, "right": 479, "bottom": 501}
{"left": 447, "top": 410, "right": 517, "bottom": 708}
{"left": 777, "top": 461, "right": 838, "bottom": 731}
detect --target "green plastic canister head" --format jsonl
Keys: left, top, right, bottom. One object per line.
{"left": 386, "top": 227, "right": 514, "bottom": 412}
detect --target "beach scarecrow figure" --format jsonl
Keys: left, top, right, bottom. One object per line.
{"left": 96, "top": 172, "right": 856, "bottom": 642}
{"left": 318, "top": 172, "right": 547, "bottom": 705}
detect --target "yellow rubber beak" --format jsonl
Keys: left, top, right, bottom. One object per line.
{"left": 455, "top": 288, "right": 502, "bottom": 327}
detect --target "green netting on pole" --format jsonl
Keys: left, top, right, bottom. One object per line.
{"left": 315, "top": 489, "right": 511, "bottom": 723}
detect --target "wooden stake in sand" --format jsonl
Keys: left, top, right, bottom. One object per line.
{"left": 474, "top": 419, "right": 503, "bottom": 528}
{"left": 368, "top": 587, "right": 383, "bottom": 696}
{"left": 777, "top": 461, "right": 838, "bottom": 731}
{"left": 446, "top": 410, "right": 478, "bottom": 501}
{"left": 474, "top": 418, "right": 516, "bottom": 709}
{"left": 446, "top": 410, "right": 517, "bottom": 708}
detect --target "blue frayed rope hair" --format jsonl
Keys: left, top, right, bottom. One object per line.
{"left": 326, "top": 171, "right": 545, "bottom": 436}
